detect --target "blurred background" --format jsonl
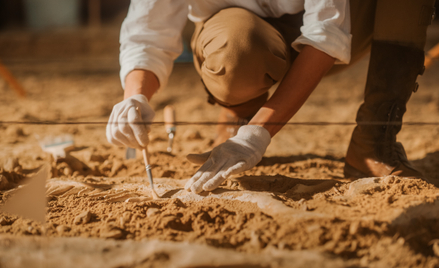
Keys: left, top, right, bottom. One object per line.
{"left": 0, "top": 0, "right": 195, "bottom": 74}
{"left": 0, "top": 1, "right": 438, "bottom": 163}
{"left": 0, "top": 0, "right": 129, "bottom": 29}
{"left": 0, "top": 0, "right": 131, "bottom": 77}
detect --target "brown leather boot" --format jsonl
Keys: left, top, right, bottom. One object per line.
{"left": 344, "top": 41, "right": 426, "bottom": 179}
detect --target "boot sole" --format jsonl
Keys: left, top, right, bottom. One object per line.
{"left": 344, "top": 162, "right": 436, "bottom": 185}
{"left": 343, "top": 162, "right": 370, "bottom": 179}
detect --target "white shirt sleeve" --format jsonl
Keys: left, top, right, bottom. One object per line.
{"left": 292, "top": 0, "right": 352, "bottom": 64}
{"left": 119, "top": 0, "right": 189, "bottom": 90}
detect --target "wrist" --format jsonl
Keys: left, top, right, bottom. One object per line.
{"left": 124, "top": 70, "right": 160, "bottom": 101}
{"left": 236, "top": 125, "right": 271, "bottom": 151}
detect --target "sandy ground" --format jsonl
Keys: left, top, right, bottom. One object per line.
{"left": 1, "top": 22, "right": 439, "bottom": 267}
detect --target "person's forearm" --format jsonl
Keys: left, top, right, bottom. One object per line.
{"left": 250, "top": 45, "right": 335, "bottom": 136}
{"left": 124, "top": 70, "right": 160, "bottom": 101}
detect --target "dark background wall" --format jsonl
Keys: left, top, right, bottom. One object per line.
{"left": 0, "top": 1, "right": 437, "bottom": 30}
{"left": 0, "top": 0, "right": 130, "bottom": 29}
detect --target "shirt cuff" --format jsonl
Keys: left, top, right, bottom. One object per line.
{"left": 292, "top": 21, "right": 352, "bottom": 64}
{"left": 120, "top": 52, "right": 173, "bottom": 91}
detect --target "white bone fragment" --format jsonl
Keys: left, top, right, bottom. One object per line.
{"left": 106, "top": 193, "right": 139, "bottom": 203}
{"left": 125, "top": 196, "right": 153, "bottom": 203}
{"left": 60, "top": 186, "right": 88, "bottom": 198}
{"left": 77, "top": 188, "right": 94, "bottom": 196}
{"left": 86, "top": 189, "right": 105, "bottom": 197}
{"left": 47, "top": 185, "right": 74, "bottom": 196}
{"left": 102, "top": 191, "right": 130, "bottom": 199}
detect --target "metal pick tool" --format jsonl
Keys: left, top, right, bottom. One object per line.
{"left": 140, "top": 147, "right": 159, "bottom": 199}
{"left": 164, "top": 105, "right": 176, "bottom": 153}
{"left": 135, "top": 107, "right": 159, "bottom": 199}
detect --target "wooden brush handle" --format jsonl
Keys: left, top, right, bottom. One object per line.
{"left": 164, "top": 105, "right": 176, "bottom": 132}
{"left": 141, "top": 148, "right": 150, "bottom": 166}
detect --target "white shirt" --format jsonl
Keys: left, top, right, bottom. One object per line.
{"left": 120, "top": 0, "right": 351, "bottom": 90}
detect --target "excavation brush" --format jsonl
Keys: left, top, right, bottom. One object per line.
{"left": 164, "top": 105, "right": 176, "bottom": 153}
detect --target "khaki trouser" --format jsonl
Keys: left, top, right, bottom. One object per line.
{"left": 191, "top": 0, "right": 436, "bottom": 110}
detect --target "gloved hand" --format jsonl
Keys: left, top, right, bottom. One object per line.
{"left": 185, "top": 125, "right": 271, "bottom": 193}
{"left": 106, "top": 94, "right": 155, "bottom": 149}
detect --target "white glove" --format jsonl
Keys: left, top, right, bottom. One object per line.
{"left": 185, "top": 125, "right": 271, "bottom": 193}
{"left": 106, "top": 94, "right": 155, "bottom": 149}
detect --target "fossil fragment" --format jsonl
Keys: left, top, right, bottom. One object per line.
{"left": 73, "top": 211, "right": 92, "bottom": 225}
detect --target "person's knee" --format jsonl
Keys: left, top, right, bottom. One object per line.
{"left": 199, "top": 8, "right": 289, "bottom": 105}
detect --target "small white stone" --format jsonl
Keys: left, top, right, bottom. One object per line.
{"left": 63, "top": 167, "right": 73, "bottom": 176}
{"left": 146, "top": 208, "right": 160, "bottom": 217}
{"left": 73, "top": 211, "right": 92, "bottom": 225}
{"left": 56, "top": 225, "right": 70, "bottom": 234}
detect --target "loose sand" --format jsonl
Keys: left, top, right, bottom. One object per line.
{"left": 1, "top": 24, "right": 439, "bottom": 267}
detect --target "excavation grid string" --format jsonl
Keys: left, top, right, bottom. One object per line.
{"left": 1, "top": 121, "right": 439, "bottom": 126}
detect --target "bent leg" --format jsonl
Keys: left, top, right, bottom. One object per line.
{"left": 191, "top": 8, "right": 294, "bottom": 146}
{"left": 192, "top": 8, "right": 290, "bottom": 108}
